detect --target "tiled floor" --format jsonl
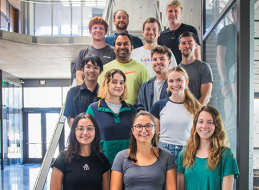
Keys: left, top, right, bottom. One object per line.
{"left": 0, "top": 164, "right": 52, "bottom": 190}
{"left": 1, "top": 164, "right": 259, "bottom": 189}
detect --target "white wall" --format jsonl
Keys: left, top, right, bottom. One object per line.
{"left": 254, "top": 99, "right": 259, "bottom": 169}
{"left": 254, "top": 7, "right": 259, "bottom": 170}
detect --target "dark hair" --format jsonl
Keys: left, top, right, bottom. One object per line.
{"left": 80, "top": 54, "right": 104, "bottom": 72}
{"left": 142, "top": 17, "right": 161, "bottom": 31}
{"left": 113, "top": 9, "right": 129, "bottom": 20}
{"left": 64, "top": 113, "right": 102, "bottom": 164}
{"left": 151, "top": 45, "right": 172, "bottom": 60}
{"left": 114, "top": 32, "right": 133, "bottom": 46}
{"left": 179, "top": 31, "right": 198, "bottom": 43}
{"left": 127, "top": 111, "right": 159, "bottom": 163}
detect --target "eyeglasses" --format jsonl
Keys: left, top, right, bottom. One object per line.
{"left": 75, "top": 125, "right": 95, "bottom": 132}
{"left": 84, "top": 65, "right": 100, "bottom": 71}
{"left": 171, "top": 30, "right": 176, "bottom": 39}
{"left": 133, "top": 124, "right": 154, "bottom": 132}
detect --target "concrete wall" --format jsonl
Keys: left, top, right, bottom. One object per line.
{"left": 254, "top": 3, "right": 259, "bottom": 170}
{"left": 254, "top": 99, "right": 259, "bottom": 169}
{"left": 112, "top": 0, "right": 158, "bottom": 31}
{"left": 255, "top": 7, "right": 259, "bottom": 92}
{"left": 0, "top": 0, "right": 7, "bottom": 14}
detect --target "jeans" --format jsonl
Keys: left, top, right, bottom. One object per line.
{"left": 161, "top": 142, "right": 185, "bottom": 161}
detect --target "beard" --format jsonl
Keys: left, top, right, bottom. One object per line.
{"left": 182, "top": 52, "right": 191, "bottom": 58}
{"left": 116, "top": 22, "right": 128, "bottom": 31}
{"left": 144, "top": 36, "right": 157, "bottom": 44}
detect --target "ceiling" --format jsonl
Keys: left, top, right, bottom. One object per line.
{"left": 0, "top": 38, "right": 86, "bottom": 79}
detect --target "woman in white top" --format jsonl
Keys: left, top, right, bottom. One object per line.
{"left": 150, "top": 66, "right": 200, "bottom": 161}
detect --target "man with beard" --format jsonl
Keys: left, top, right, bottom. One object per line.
{"left": 73, "top": 17, "right": 116, "bottom": 85}
{"left": 99, "top": 32, "right": 150, "bottom": 105}
{"left": 158, "top": 0, "right": 201, "bottom": 64}
{"left": 137, "top": 46, "right": 172, "bottom": 112}
{"left": 131, "top": 17, "right": 177, "bottom": 77}
{"left": 105, "top": 9, "right": 143, "bottom": 49}
{"left": 178, "top": 31, "right": 213, "bottom": 106}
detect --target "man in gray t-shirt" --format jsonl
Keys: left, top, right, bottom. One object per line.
{"left": 179, "top": 31, "right": 213, "bottom": 106}
{"left": 73, "top": 17, "right": 116, "bottom": 85}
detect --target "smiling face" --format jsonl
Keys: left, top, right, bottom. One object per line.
{"left": 83, "top": 61, "right": 102, "bottom": 82}
{"left": 166, "top": 6, "right": 182, "bottom": 25}
{"left": 143, "top": 22, "right": 161, "bottom": 44}
{"left": 132, "top": 115, "right": 155, "bottom": 143}
{"left": 179, "top": 36, "right": 197, "bottom": 58}
{"left": 113, "top": 10, "right": 129, "bottom": 31}
{"left": 196, "top": 111, "right": 215, "bottom": 141}
{"left": 90, "top": 24, "right": 107, "bottom": 41}
{"left": 167, "top": 71, "right": 188, "bottom": 95}
{"left": 75, "top": 118, "right": 95, "bottom": 146}
{"left": 152, "top": 52, "right": 171, "bottom": 74}
{"left": 108, "top": 72, "right": 125, "bottom": 98}
{"left": 114, "top": 35, "right": 133, "bottom": 61}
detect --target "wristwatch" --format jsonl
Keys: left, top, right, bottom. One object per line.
{"left": 220, "top": 79, "right": 229, "bottom": 86}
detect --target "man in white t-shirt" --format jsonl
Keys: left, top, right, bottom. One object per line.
{"left": 131, "top": 17, "right": 177, "bottom": 77}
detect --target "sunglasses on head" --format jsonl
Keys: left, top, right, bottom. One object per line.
{"left": 171, "top": 30, "right": 176, "bottom": 39}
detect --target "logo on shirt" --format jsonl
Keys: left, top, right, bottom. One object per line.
{"left": 124, "top": 70, "right": 137, "bottom": 75}
{"left": 103, "top": 56, "right": 111, "bottom": 58}
{"left": 83, "top": 164, "right": 90, "bottom": 170}
{"left": 140, "top": 58, "right": 151, "bottom": 62}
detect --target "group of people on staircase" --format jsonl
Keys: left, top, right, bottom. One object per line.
{"left": 50, "top": 0, "right": 239, "bottom": 189}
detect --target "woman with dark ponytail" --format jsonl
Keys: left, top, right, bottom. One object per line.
{"left": 150, "top": 66, "right": 201, "bottom": 161}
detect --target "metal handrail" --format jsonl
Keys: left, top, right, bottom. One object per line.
{"left": 102, "top": 0, "right": 114, "bottom": 36}
{"left": 209, "top": 0, "right": 233, "bottom": 25}
{"left": 154, "top": 2, "right": 162, "bottom": 27}
{"left": 33, "top": 79, "right": 76, "bottom": 190}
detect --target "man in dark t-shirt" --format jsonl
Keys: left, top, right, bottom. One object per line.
{"left": 73, "top": 17, "right": 115, "bottom": 85}
{"left": 178, "top": 32, "right": 213, "bottom": 106}
{"left": 64, "top": 55, "right": 103, "bottom": 127}
{"left": 158, "top": 0, "right": 201, "bottom": 64}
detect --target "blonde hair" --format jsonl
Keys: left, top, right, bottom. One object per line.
{"left": 167, "top": 67, "right": 200, "bottom": 116}
{"left": 166, "top": 0, "right": 183, "bottom": 11}
{"left": 183, "top": 106, "right": 229, "bottom": 170}
{"left": 98, "top": 69, "right": 128, "bottom": 101}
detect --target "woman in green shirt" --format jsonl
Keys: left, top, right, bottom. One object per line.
{"left": 176, "top": 106, "right": 239, "bottom": 190}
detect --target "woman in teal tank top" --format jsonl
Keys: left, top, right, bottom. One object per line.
{"left": 176, "top": 106, "right": 239, "bottom": 190}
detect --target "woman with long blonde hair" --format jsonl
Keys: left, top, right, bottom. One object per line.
{"left": 86, "top": 69, "right": 136, "bottom": 166}
{"left": 176, "top": 106, "right": 239, "bottom": 190}
{"left": 150, "top": 66, "right": 200, "bottom": 161}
